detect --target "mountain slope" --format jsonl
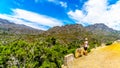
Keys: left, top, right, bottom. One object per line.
{"left": 42, "top": 24, "right": 88, "bottom": 44}
{"left": 85, "top": 23, "right": 118, "bottom": 35}
{"left": 42, "top": 24, "right": 120, "bottom": 45}
{"left": 85, "top": 23, "right": 120, "bottom": 43}
{"left": 0, "top": 18, "right": 43, "bottom": 34}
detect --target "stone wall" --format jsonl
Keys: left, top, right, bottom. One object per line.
{"left": 62, "top": 53, "right": 74, "bottom": 68}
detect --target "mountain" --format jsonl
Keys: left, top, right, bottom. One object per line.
{"left": 85, "top": 23, "right": 120, "bottom": 43}
{"left": 1, "top": 18, "right": 119, "bottom": 44}
{"left": 42, "top": 24, "right": 88, "bottom": 44}
{"left": 46, "top": 24, "right": 85, "bottom": 35}
{"left": 0, "top": 18, "right": 43, "bottom": 34}
{"left": 86, "top": 23, "right": 115, "bottom": 32}
{"left": 85, "top": 23, "right": 118, "bottom": 35}
{"left": 42, "top": 23, "right": 120, "bottom": 45}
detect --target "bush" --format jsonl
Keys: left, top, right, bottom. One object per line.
{"left": 106, "top": 41, "right": 113, "bottom": 45}
{"left": 87, "top": 47, "right": 91, "bottom": 53}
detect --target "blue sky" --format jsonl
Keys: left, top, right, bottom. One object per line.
{"left": 0, "top": 0, "right": 120, "bottom": 30}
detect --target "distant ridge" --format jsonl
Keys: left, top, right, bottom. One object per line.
{"left": 0, "top": 18, "right": 43, "bottom": 34}
{"left": 85, "top": 23, "right": 118, "bottom": 35}
{"left": 42, "top": 23, "right": 120, "bottom": 44}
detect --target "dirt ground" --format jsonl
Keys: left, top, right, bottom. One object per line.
{"left": 68, "top": 41, "right": 120, "bottom": 68}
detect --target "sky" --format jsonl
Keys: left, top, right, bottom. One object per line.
{"left": 0, "top": 0, "right": 120, "bottom": 30}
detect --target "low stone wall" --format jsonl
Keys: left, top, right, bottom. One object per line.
{"left": 62, "top": 53, "right": 74, "bottom": 68}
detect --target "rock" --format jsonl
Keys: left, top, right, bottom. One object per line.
{"left": 64, "top": 53, "right": 74, "bottom": 66}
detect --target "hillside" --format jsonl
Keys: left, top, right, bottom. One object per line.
{"left": 0, "top": 18, "right": 43, "bottom": 34}
{"left": 62, "top": 40, "right": 120, "bottom": 68}
{"left": 0, "top": 18, "right": 120, "bottom": 68}
{"left": 86, "top": 23, "right": 115, "bottom": 33}
{"left": 85, "top": 23, "right": 119, "bottom": 35}
{"left": 42, "top": 24, "right": 120, "bottom": 46}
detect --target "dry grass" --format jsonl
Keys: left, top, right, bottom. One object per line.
{"left": 71, "top": 41, "right": 120, "bottom": 68}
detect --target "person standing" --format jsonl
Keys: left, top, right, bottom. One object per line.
{"left": 84, "top": 38, "right": 89, "bottom": 51}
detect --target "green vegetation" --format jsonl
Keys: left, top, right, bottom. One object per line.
{"left": 0, "top": 23, "right": 119, "bottom": 68}
{"left": 0, "top": 34, "right": 81, "bottom": 68}
{"left": 106, "top": 41, "right": 113, "bottom": 45}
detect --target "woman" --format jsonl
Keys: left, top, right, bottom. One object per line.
{"left": 84, "top": 38, "right": 88, "bottom": 51}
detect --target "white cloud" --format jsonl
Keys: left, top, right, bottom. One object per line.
{"left": 48, "top": 0, "right": 56, "bottom": 2}
{"left": 48, "top": 0, "right": 68, "bottom": 8}
{"left": 0, "top": 9, "right": 63, "bottom": 30}
{"left": 0, "top": 14, "right": 48, "bottom": 30}
{"left": 34, "top": 0, "right": 68, "bottom": 8}
{"left": 34, "top": 0, "right": 56, "bottom": 3}
{"left": 68, "top": 0, "right": 120, "bottom": 30}
{"left": 60, "top": 2, "right": 67, "bottom": 8}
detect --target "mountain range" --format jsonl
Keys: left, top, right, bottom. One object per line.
{"left": 43, "top": 24, "right": 120, "bottom": 45}
{"left": 0, "top": 18, "right": 120, "bottom": 44}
